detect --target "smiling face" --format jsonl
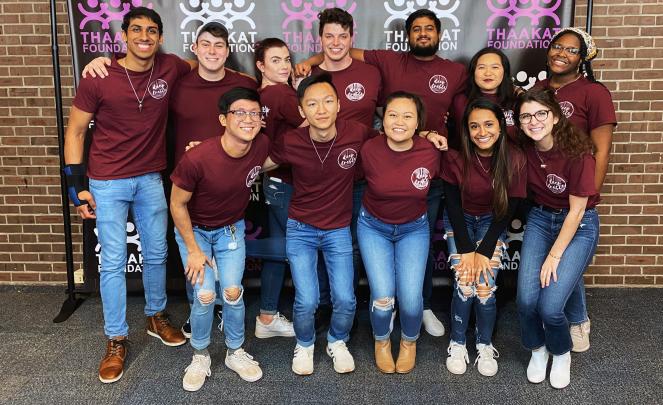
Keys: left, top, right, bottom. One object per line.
{"left": 547, "top": 33, "right": 582, "bottom": 77}
{"left": 519, "top": 100, "right": 558, "bottom": 148}
{"left": 320, "top": 23, "right": 353, "bottom": 63}
{"left": 383, "top": 97, "right": 418, "bottom": 148}
{"left": 298, "top": 82, "right": 339, "bottom": 131}
{"left": 193, "top": 31, "right": 229, "bottom": 74}
{"left": 220, "top": 99, "right": 262, "bottom": 144}
{"left": 408, "top": 16, "right": 440, "bottom": 57}
{"left": 468, "top": 108, "right": 501, "bottom": 156}
{"left": 474, "top": 53, "right": 504, "bottom": 94}
{"left": 122, "top": 16, "right": 163, "bottom": 62}
{"left": 257, "top": 46, "right": 291, "bottom": 86}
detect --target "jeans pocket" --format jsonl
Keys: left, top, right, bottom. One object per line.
{"left": 88, "top": 178, "right": 113, "bottom": 190}
{"left": 413, "top": 213, "right": 428, "bottom": 225}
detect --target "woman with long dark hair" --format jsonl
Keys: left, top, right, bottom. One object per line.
{"left": 537, "top": 27, "right": 616, "bottom": 353}
{"left": 442, "top": 98, "right": 526, "bottom": 377}
{"left": 358, "top": 91, "right": 440, "bottom": 374}
{"left": 251, "top": 38, "right": 307, "bottom": 339}
{"left": 516, "top": 88, "right": 599, "bottom": 389}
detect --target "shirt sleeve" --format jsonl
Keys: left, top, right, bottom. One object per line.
{"left": 72, "top": 76, "right": 100, "bottom": 114}
{"left": 278, "top": 87, "right": 305, "bottom": 128}
{"left": 440, "top": 150, "right": 460, "bottom": 185}
{"left": 170, "top": 153, "right": 199, "bottom": 193}
{"left": 587, "top": 83, "right": 617, "bottom": 130}
{"left": 568, "top": 153, "right": 597, "bottom": 197}
{"left": 269, "top": 129, "right": 289, "bottom": 165}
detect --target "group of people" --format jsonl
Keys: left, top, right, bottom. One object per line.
{"left": 64, "top": 5, "right": 616, "bottom": 393}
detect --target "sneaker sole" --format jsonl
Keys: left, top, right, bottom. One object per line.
{"left": 254, "top": 329, "right": 296, "bottom": 339}
{"left": 99, "top": 370, "right": 123, "bottom": 384}
{"left": 147, "top": 330, "right": 187, "bottom": 347}
{"left": 478, "top": 367, "right": 498, "bottom": 377}
{"left": 571, "top": 343, "right": 590, "bottom": 353}
{"left": 183, "top": 379, "right": 206, "bottom": 392}
{"left": 225, "top": 359, "right": 263, "bottom": 382}
{"left": 446, "top": 361, "right": 467, "bottom": 375}
{"left": 181, "top": 328, "right": 192, "bottom": 340}
{"left": 292, "top": 364, "right": 314, "bottom": 376}
{"left": 326, "top": 346, "right": 355, "bottom": 374}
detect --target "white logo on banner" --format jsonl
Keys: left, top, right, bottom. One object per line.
{"left": 179, "top": 0, "right": 256, "bottom": 29}
{"left": 338, "top": 148, "right": 358, "bottom": 169}
{"left": 411, "top": 167, "right": 431, "bottom": 190}
{"left": 94, "top": 222, "right": 143, "bottom": 273}
{"left": 546, "top": 173, "right": 567, "bottom": 194}
{"left": 383, "top": 0, "right": 461, "bottom": 28}
{"left": 515, "top": 70, "right": 547, "bottom": 90}
{"left": 345, "top": 83, "right": 366, "bottom": 101}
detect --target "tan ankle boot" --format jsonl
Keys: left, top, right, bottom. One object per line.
{"left": 395, "top": 340, "right": 416, "bottom": 374}
{"left": 374, "top": 339, "right": 395, "bottom": 374}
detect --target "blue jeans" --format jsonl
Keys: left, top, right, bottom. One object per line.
{"left": 424, "top": 178, "right": 444, "bottom": 309}
{"left": 357, "top": 207, "right": 429, "bottom": 341}
{"left": 89, "top": 172, "right": 168, "bottom": 338}
{"left": 174, "top": 220, "right": 247, "bottom": 350}
{"left": 443, "top": 212, "right": 505, "bottom": 345}
{"left": 517, "top": 207, "right": 599, "bottom": 355}
{"left": 260, "top": 176, "right": 292, "bottom": 314}
{"left": 286, "top": 218, "right": 356, "bottom": 347}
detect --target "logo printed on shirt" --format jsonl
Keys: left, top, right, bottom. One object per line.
{"left": 429, "top": 75, "right": 448, "bottom": 94}
{"left": 148, "top": 79, "right": 168, "bottom": 99}
{"left": 545, "top": 173, "right": 566, "bottom": 194}
{"left": 337, "top": 148, "right": 358, "bottom": 169}
{"left": 246, "top": 165, "right": 261, "bottom": 187}
{"left": 411, "top": 167, "right": 431, "bottom": 190}
{"left": 261, "top": 105, "right": 270, "bottom": 118}
{"left": 504, "top": 109, "right": 514, "bottom": 126}
{"left": 559, "top": 101, "right": 574, "bottom": 118}
{"left": 345, "top": 83, "right": 365, "bottom": 101}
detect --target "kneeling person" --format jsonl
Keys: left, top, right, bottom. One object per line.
{"left": 170, "top": 87, "right": 269, "bottom": 390}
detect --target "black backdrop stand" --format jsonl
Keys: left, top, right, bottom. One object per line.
{"left": 52, "top": 0, "right": 85, "bottom": 323}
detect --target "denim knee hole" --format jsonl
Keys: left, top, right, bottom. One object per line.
{"left": 223, "top": 286, "right": 243, "bottom": 305}
{"left": 371, "top": 297, "right": 395, "bottom": 313}
{"left": 197, "top": 289, "right": 216, "bottom": 306}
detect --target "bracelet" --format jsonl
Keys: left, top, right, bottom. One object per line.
{"left": 548, "top": 252, "right": 561, "bottom": 260}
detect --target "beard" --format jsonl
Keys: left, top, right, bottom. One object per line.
{"left": 409, "top": 42, "right": 438, "bottom": 57}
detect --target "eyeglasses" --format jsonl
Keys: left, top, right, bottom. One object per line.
{"left": 227, "top": 110, "right": 264, "bottom": 121}
{"left": 550, "top": 43, "right": 581, "bottom": 56}
{"left": 519, "top": 110, "right": 551, "bottom": 124}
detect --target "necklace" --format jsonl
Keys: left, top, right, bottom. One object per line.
{"left": 552, "top": 73, "right": 582, "bottom": 95}
{"left": 310, "top": 133, "right": 337, "bottom": 166}
{"left": 474, "top": 151, "right": 490, "bottom": 174}
{"left": 534, "top": 148, "right": 547, "bottom": 169}
{"left": 123, "top": 60, "right": 154, "bottom": 112}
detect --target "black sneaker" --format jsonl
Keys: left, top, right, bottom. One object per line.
{"left": 181, "top": 318, "right": 191, "bottom": 339}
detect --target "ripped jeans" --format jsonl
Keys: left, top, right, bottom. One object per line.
{"left": 358, "top": 207, "right": 429, "bottom": 341}
{"left": 443, "top": 212, "right": 506, "bottom": 346}
{"left": 174, "top": 220, "right": 246, "bottom": 351}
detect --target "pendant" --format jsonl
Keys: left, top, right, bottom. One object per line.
{"left": 138, "top": 102, "right": 143, "bottom": 112}
{"left": 540, "top": 164, "right": 546, "bottom": 168}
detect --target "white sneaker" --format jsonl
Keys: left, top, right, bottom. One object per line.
{"left": 571, "top": 319, "right": 590, "bottom": 353}
{"left": 475, "top": 344, "right": 499, "bottom": 377}
{"left": 446, "top": 341, "right": 469, "bottom": 375}
{"left": 422, "top": 309, "right": 445, "bottom": 337}
{"left": 527, "top": 346, "right": 549, "bottom": 384}
{"left": 292, "top": 344, "right": 314, "bottom": 375}
{"left": 255, "top": 312, "right": 296, "bottom": 338}
{"left": 182, "top": 354, "right": 211, "bottom": 392}
{"left": 550, "top": 352, "right": 571, "bottom": 389}
{"left": 326, "top": 341, "right": 355, "bottom": 374}
{"left": 224, "top": 348, "right": 263, "bottom": 382}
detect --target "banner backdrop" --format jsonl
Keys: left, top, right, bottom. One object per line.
{"left": 66, "top": 0, "right": 574, "bottom": 291}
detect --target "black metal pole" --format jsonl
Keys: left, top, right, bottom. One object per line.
{"left": 51, "top": 0, "right": 84, "bottom": 323}
{"left": 586, "top": 0, "right": 593, "bottom": 34}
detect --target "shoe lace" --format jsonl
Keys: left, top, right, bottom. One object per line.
{"left": 154, "top": 312, "right": 172, "bottom": 329}
{"left": 448, "top": 343, "right": 469, "bottom": 363}
{"left": 474, "top": 345, "right": 499, "bottom": 366}
{"left": 294, "top": 345, "right": 312, "bottom": 359}
{"left": 570, "top": 324, "right": 586, "bottom": 341}
{"left": 186, "top": 355, "right": 211, "bottom": 376}
{"left": 273, "top": 312, "right": 290, "bottom": 324}
{"left": 231, "top": 349, "right": 258, "bottom": 366}
{"left": 106, "top": 339, "right": 128, "bottom": 357}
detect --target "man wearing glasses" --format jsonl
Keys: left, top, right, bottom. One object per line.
{"left": 170, "top": 87, "right": 269, "bottom": 390}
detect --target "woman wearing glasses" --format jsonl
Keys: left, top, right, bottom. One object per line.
{"left": 252, "top": 38, "right": 307, "bottom": 339}
{"left": 515, "top": 88, "right": 599, "bottom": 389}
{"left": 537, "top": 27, "right": 617, "bottom": 353}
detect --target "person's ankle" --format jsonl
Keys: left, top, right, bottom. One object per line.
{"left": 258, "top": 313, "right": 274, "bottom": 324}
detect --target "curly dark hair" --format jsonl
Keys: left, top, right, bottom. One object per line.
{"left": 515, "top": 88, "right": 593, "bottom": 157}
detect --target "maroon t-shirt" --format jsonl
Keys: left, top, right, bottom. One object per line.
{"left": 170, "top": 68, "right": 258, "bottom": 164}
{"left": 170, "top": 134, "right": 269, "bottom": 228}
{"left": 270, "top": 119, "right": 375, "bottom": 229}
{"left": 259, "top": 83, "right": 305, "bottom": 184}
{"left": 441, "top": 146, "right": 527, "bottom": 216}
{"left": 312, "top": 60, "right": 382, "bottom": 128}
{"left": 361, "top": 135, "right": 440, "bottom": 224}
{"left": 73, "top": 53, "right": 190, "bottom": 179}
{"left": 364, "top": 50, "right": 467, "bottom": 135}
{"left": 452, "top": 92, "right": 517, "bottom": 143}
{"left": 524, "top": 144, "right": 599, "bottom": 209}
{"left": 536, "top": 77, "right": 617, "bottom": 136}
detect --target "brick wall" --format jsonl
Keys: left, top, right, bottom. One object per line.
{"left": 0, "top": 0, "right": 661, "bottom": 286}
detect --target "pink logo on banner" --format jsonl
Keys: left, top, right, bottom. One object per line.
{"left": 545, "top": 173, "right": 566, "bottom": 194}
{"left": 280, "top": 0, "right": 357, "bottom": 29}
{"left": 486, "top": 0, "right": 561, "bottom": 27}
{"left": 411, "top": 167, "right": 431, "bottom": 190}
{"left": 78, "top": 0, "right": 153, "bottom": 30}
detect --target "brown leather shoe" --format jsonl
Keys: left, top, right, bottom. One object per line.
{"left": 374, "top": 339, "right": 395, "bottom": 374}
{"left": 395, "top": 340, "right": 416, "bottom": 374}
{"left": 147, "top": 312, "right": 186, "bottom": 346}
{"left": 99, "top": 338, "right": 127, "bottom": 383}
